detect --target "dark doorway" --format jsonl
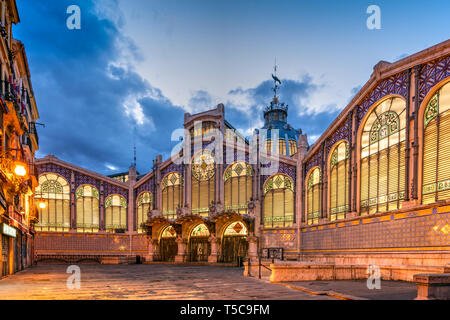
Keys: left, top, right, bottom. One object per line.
{"left": 220, "top": 236, "right": 248, "bottom": 264}
{"left": 160, "top": 237, "right": 177, "bottom": 262}
{"left": 188, "top": 237, "right": 210, "bottom": 262}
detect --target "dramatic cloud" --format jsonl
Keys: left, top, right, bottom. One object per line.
{"left": 15, "top": 0, "right": 184, "bottom": 174}
{"left": 14, "top": 0, "right": 350, "bottom": 175}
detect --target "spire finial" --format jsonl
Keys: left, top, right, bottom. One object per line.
{"left": 271, "top": 58, "right": 281, "bottom": 99}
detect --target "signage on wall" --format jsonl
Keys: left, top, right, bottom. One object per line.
{"left": 1, "top": 223, "right": 16, "bottom": 238}
{"left": 261, "top": 248, "right": 284, "bottom": 260}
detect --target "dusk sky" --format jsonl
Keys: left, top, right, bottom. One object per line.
{"left": 14, "top": 0, "right": 450, "bottom": 175}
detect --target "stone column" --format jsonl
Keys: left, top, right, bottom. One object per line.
{"left": 296, "top": 135, "right": 308, "bottom": 259}
{"left": 128, "top": 165, "right": 137, "bottom": 234}
{"left": 145, "top": 238, "right": 159, "bottom": 262}
{"left": 174, "top": 237, "right": 187, "bottom": 263}
{"left": 208, "top": 235, "right": 219, "bottom": 263}
{"left": 247, "top": 235, "right": 258, "bottom": 261}
{"left": 70, "top": 170, "right": 76, "bottom": 232}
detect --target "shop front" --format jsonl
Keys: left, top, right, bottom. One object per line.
{"left": 1, "top": 223, "right": 17, "bottom": 277}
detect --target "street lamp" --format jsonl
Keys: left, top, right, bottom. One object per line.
{"left": 38, "top": 201, "right": 46, "bottom": 209}
{"left": 14, "top": 163, "right": 27, "bottom": 177}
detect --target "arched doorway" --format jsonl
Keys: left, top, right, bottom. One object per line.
{"left": 159, "top": 226, "right": 178, "bottom": 262}
{"left": 220, "top": 221, "right": 248, "bottom": 263}
{"left": 188, "top": 223, "right": 211, "bottom": 262}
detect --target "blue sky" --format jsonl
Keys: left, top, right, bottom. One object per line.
{"left": 14, "top": 0, "right": 450, "bottom": 175}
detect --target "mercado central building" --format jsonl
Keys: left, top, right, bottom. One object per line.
{"left": 34, "top": 40, "right": 450, "bottom": 277}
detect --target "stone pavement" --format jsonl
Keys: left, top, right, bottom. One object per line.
{"left": 0, "top": 264, "right": 336, "bottom": 300}
{"left": 284, "top": 280, "right": 418, "bottom": 300}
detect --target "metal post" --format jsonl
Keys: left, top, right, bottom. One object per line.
{"left": 259, "top": 256, "right": 261, "bottom": 279}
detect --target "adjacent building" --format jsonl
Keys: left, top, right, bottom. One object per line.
{"left": 34, "top": 40, "right": 450, "bottom": 274}
{"left": 0, "top": 0, "right": 40, "bottom": 277}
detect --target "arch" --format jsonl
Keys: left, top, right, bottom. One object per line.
{"left": 420, "top": 80, "right": 450, "bottom": 204}
{"left": 358, "top": 96, "right": 407, "bottom": 215}
{"left": 328, "top": 140, "right": 350, "bottom": 221}
{"left": 75, "top": 184, "right": 100, "bottom": 233}
{"left": 136, "top": 191, "right": 153, "bottom": 233}
{"left": 35, "top": 173, "right": 70, "bottom": 232}
{"left": 104, "top": 194, "right": 127, "bottom": 233}
{"left": 189, "top": 223, "right": 211, "bottom": 238}
{"left": 263, "top": 173, "right": 294, "bottom": 228}
{"left": 191, "top": 150, "right": 216, "bottom": 216}
{"left": 187, "top": 223, "right": 211, "bottom": 262}
{"left": 288, "top": 140, "right": 298, "bottom": 157}
{"left": 306, "top": 167, "right": 321, "bottom": 225}
{"left": 224, "top": 161, "right": 253, "bottom": 214}
{"left": 223, "top": 221, "right": 248, "bottom": 237}
{"left": 161, "top": 172, "right": 182, "bottom": 219}
{"left": 159, "top": 225, "right": 177, "bottom": 262}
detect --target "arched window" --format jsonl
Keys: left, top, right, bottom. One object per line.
{"left": 35, "top": 174, "right": 70, "bottom": 232}
{"left": 191, "top": 150, "right": 216, "bottom": 217}
{"left": 105, "top": 194, "right": 127, "bottom": 233}
{"left": 263, "top": 174, "right": 294, "bottom": 228}
{"left": 224, "top": 162, "right": 252, "bottom": 214}
{"left": 76, "top": 185, "right": 99, "bottom": 233}
{"left": 360, "top": 97, "right": 406, "bottom": 215}
{"left": 265, "top": 139, "right": 272, "bottom": 153}
{"left": 137, "top": 192, "right": 153, "bottom": 233}
{"left": 278, "top": 139, "right": 287, "bottom": 155}
{"left": 161, "top": 172, "right": 182, "bottom": 219}
{"left": 306, "top": 168, "right": 321, "bottom": 225}
{"left": 289, "top": 140, "right": 298, "bottom": 157}
{"left": 329, "top": 142, "right": 349, "bottom": 221}
{"left": 422, "top": 82, "right": 450, "bottom": 204}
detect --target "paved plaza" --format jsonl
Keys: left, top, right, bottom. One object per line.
{"left": 0, "top": 264, "right": 337, "bottom": 300}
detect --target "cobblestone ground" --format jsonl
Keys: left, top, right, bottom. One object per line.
{"left": 0, "top": 264, "right": 336, "bottom": 300}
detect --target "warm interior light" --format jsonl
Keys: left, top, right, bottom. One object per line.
{"left": 14, "top": 164, "right": 27, "bottom": 177}
{"left": 39, "top": 202, "right": 46, "bottom": 209}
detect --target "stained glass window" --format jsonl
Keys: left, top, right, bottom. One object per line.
{"left": 360, "top": 97, "right": 406, "bottom": 215}
{"left": 75, "top": 185, "right": 99, "bottom": 233}
{"left": 190, "top": 223, "right": 210, "bottom": 237}
{"left": 265, "top": 139, "right": 272, "bottom": 153}
{"left": 191, "top": 150, "right": 215, "bottom": 217}
{"left": 161, "top": 225, "right": 177, "bottom": 238}
{"left": 306, "top": 168, "right": 321, "bottom": 225}
{"left": 329, "top": 142, "right": 349, "bottom": 221}
{"left": 422, "top": 82, "right": 450, "bottom": 204}
{"left": 223, "top": 221, "right": 248, "bottom": 236}
{"left": 263, "top": 174, "right": 294, "bottom": 228}
{"left": 224, "top": 162, "right": 252, "bottom": 214}
{"left": 162, "top": 172, "right": 182, "bottom": 219}
{"left": 278, "top": 139, "right": 287, "bottom": 156}
{"left": 289, "top": 140, "right": 298, "bottom": 157}
{"left": 105, "top": 194, "right": 127, "bottom": 232}
{"left": 35, "top": 174, "right": 70, "bottom": 232}
{"left": 137, "top": 192, "right": 153, "bottom": 233}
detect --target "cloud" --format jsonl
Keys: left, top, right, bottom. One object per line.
{"left": 14, "top": 0, "right": 190, "bottom": 174}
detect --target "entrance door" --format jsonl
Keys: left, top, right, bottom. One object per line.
{"left": 159, "top": 226, "right": 177, "bottom": 262}
{"left": 1, "top": 235, "right": 9, "bottom": 277}
{"left": 188, "top": 237, "right": 210, "bottom": 262}
{"left": 160, "top": 238, "right": 177, "bottom": 262}
{"left": 221, "top": 236, "right": 248, "bottom": 263}
{"left": 220, "top": 221, "right": 249, "bottom": 264}
{"left": 188, "top": 223, "right": 211, "bottom": 262}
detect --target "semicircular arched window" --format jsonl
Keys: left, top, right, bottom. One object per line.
{"left": 191, "top": 150, "right": 216, "bottom": 217}
{"left": 422, "top": 82, "right": 450, "bottom": 204}
{"left": 224, "top": 162, "right": 252, "bottom": 214}
{"left": 105, "top": 194, "right": 127, "bottom": 233}
{"left": 306, "top": 168, "right": 321, "bottom": 225}
{"left": 329, "top": 142, "right": 349, "bottom": 221}
{"left": 137, "top": 192, "right": 153, "bottom": 233}
{"left": 161, "top": 172, "right": 183, "bottom": 219}
{"left": 35, "top": 174, "right": 71, "bottom": 232}
{"left": 360, "top": 97, "right": 407, "bottom": 215}
{"left": 263, "top": 174, "right": 294, "bottom": 228}
{"left": 75, "top": 185, "right": 100, "bottom": 233}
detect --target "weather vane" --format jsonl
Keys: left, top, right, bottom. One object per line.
{"left": 272, "top": 58, "right": 282, "bottom": 98}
